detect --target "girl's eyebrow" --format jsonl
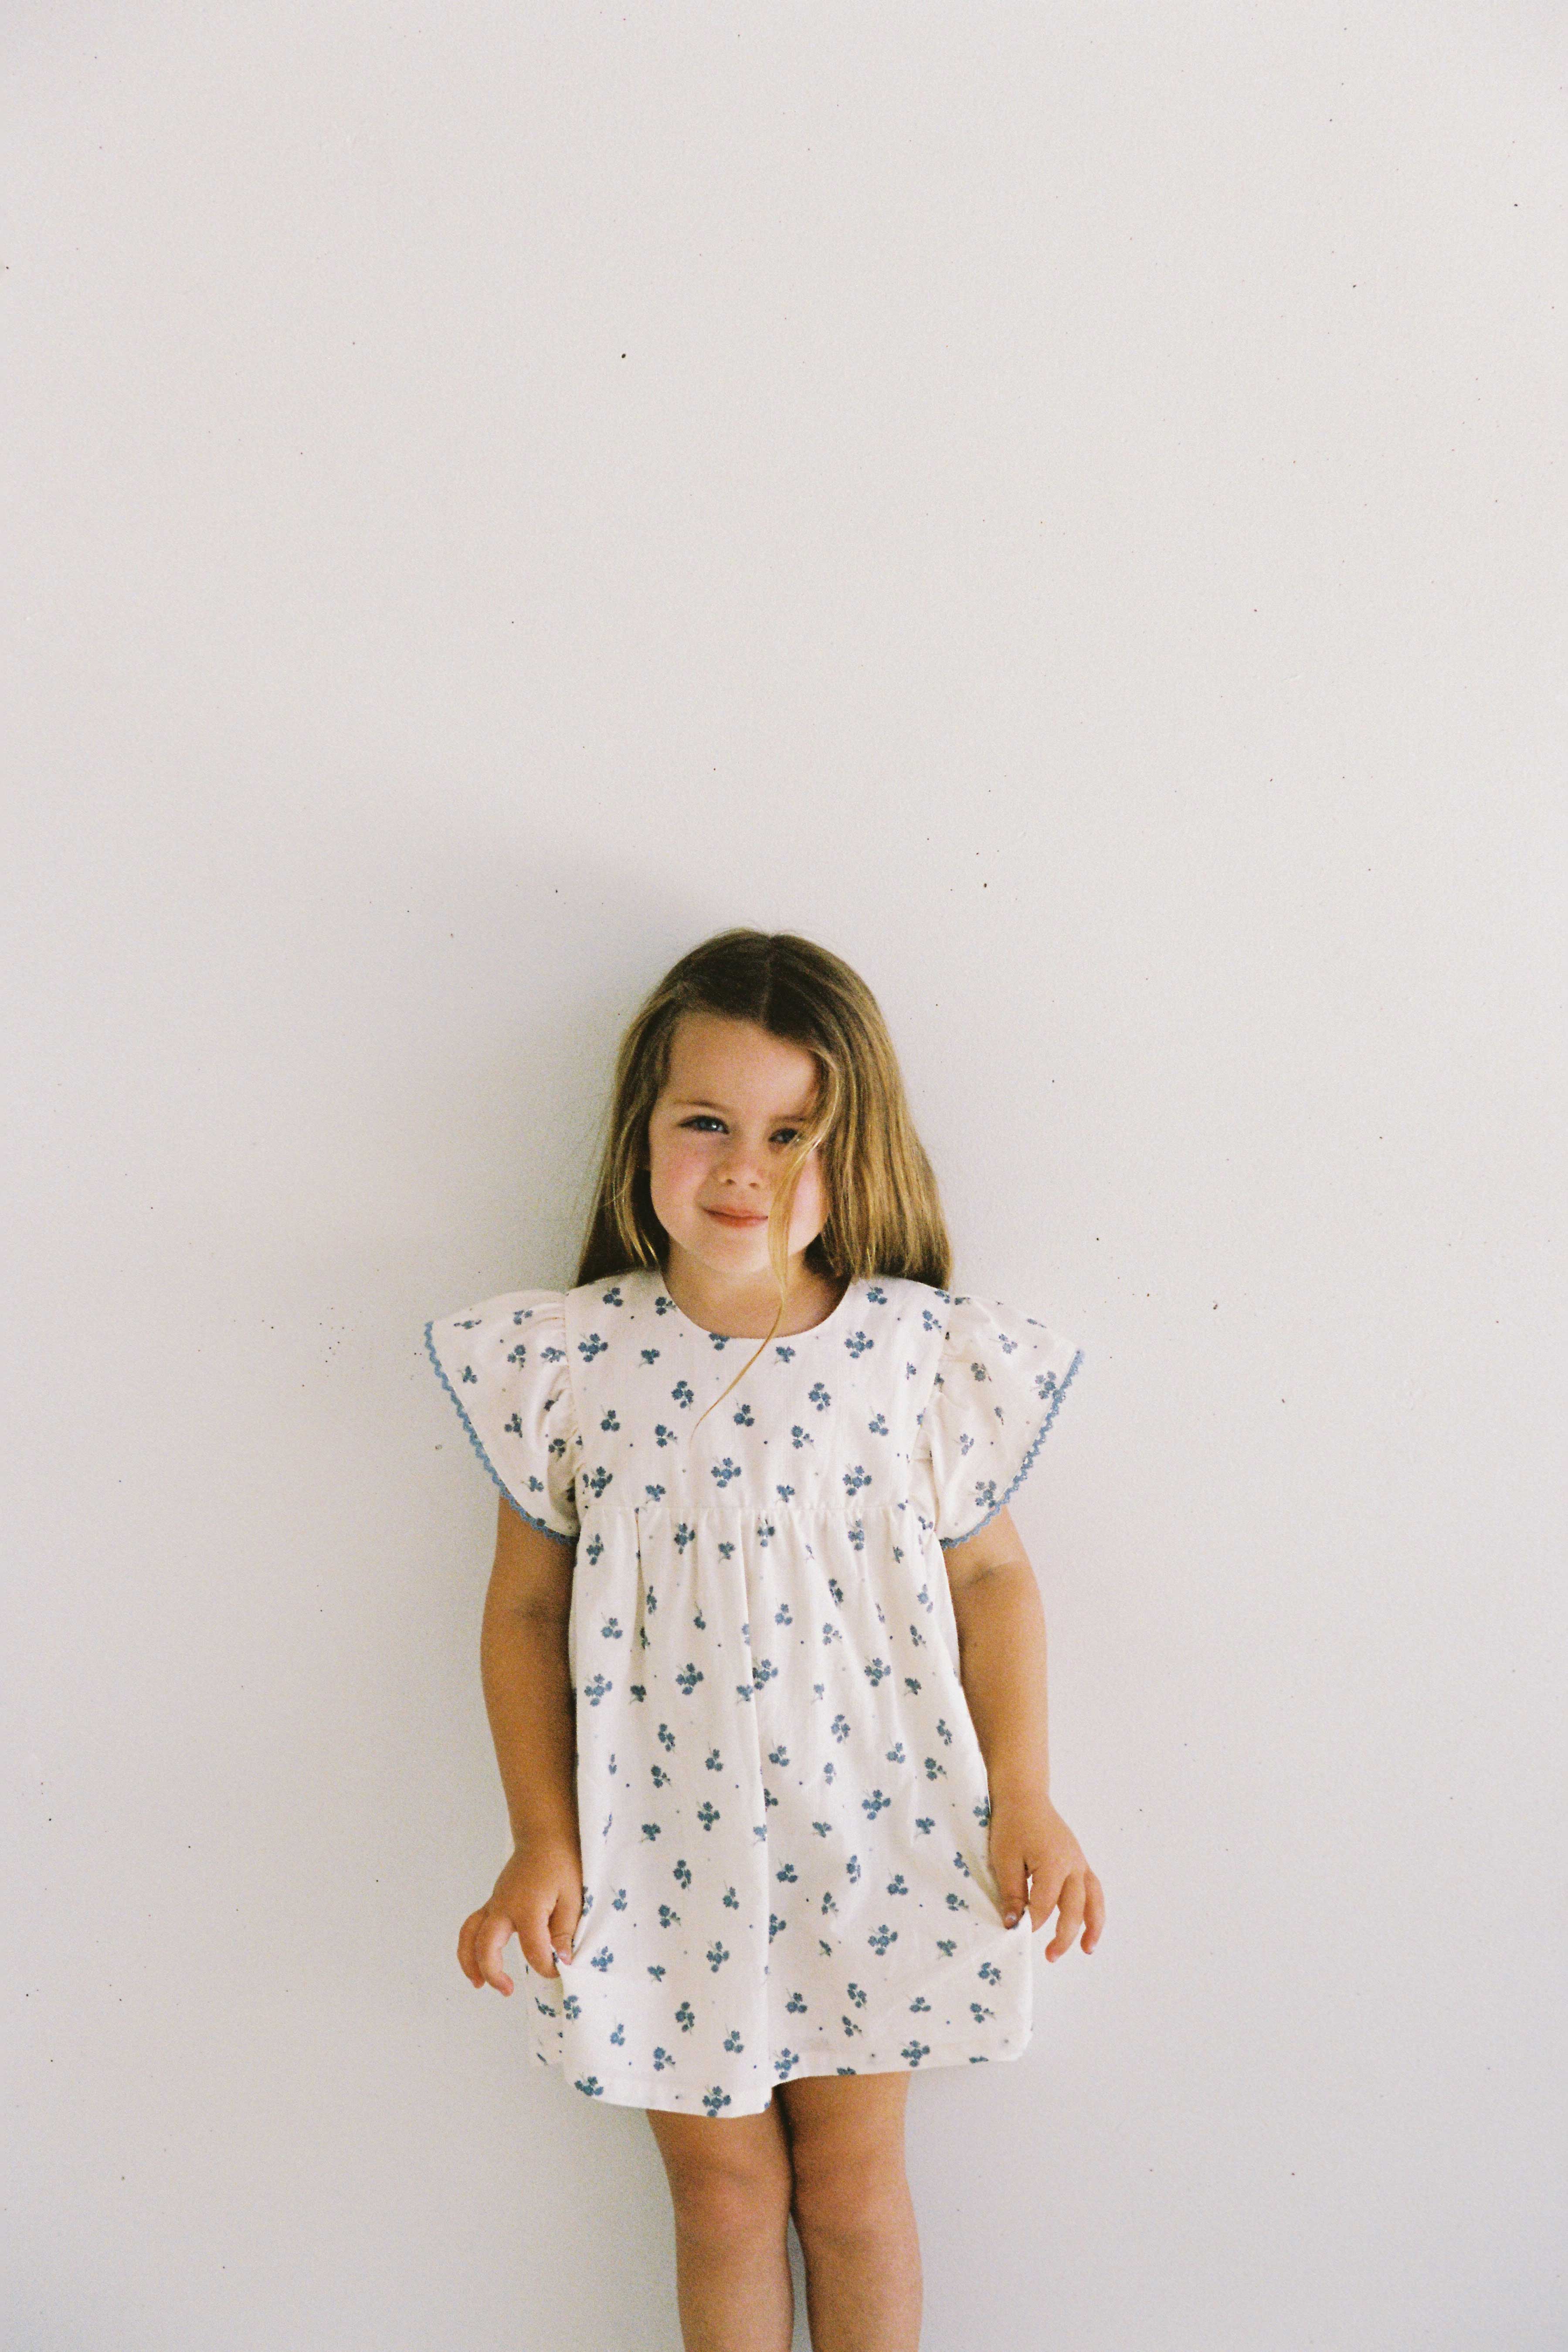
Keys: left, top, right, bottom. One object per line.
{"left": 672, "top": 1097, "right": 816, "bottom": 1118}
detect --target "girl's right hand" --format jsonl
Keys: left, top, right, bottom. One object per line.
{"left": 457, "top": 1834, "right": 584, "bottom": 1994}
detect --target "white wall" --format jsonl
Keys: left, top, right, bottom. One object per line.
{"left": 4, "top": 7, "right": 1564, "bottom": 2347}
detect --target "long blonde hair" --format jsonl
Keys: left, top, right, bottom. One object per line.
{"left": 572, "top": 928, "right": 952, "bottom": 1423}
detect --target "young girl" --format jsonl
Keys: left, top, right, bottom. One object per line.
{"left": 424, "top": 927, "right": 1103, "bottom": 2352}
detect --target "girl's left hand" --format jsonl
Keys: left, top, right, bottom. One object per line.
{"left": 989, "top": 1791, "right": 1106, "bottom": 1960}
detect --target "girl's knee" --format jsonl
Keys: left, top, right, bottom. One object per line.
{"left": 649, "top": 2109, "right": 794, "bottom": 2243}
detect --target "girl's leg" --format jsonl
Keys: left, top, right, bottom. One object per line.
{"left": 777, "top": 2070, "right": 922, "bottom": 2352}
{"left": 645, "top": 2094, "right": 796, "bottom": 2352}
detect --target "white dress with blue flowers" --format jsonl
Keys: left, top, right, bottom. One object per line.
{"left": 424, "top": 1265, "right": 1083, "bottom": 2117}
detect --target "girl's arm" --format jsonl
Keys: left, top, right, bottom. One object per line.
{"left": 456, "top": 1498, "right": 583, "bottom": 1995}
{"left": 946, "top": 1507, "right": 1105, "bottom": 1958}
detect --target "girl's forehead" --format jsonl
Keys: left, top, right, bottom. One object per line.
{"left": 662, "top": 1012, "right": 819, "bottom": 1102}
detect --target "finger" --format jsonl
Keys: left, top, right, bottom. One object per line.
{"left": 548, "top": 1882, "right": 584, "bottom": 1966}
{"left": 457, "top": 1910, "right": 483, "bottom": 1986}
{"left": 1082, "top": 1869, "right": 1107, "bottom": 1952}
{"left": 992, "top": 1843, "right": 1029, "bottom": 1929}
{"left": 475, "top": 1909, "right": 519, "bottom": 1993}
{"left": 1045, "top": 1871, "right": 1087, "bottom": 1961}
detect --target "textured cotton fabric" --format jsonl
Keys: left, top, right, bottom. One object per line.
{"left": 424, "top": 1264, "right": 1083, "bottom": 2116}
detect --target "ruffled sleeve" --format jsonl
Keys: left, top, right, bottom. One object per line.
{"left": 423, "top": 1290, "right": 580, "bottom": 1543}
{"left": 923, "top": 1290, "right": 1084, "bottom": 1549}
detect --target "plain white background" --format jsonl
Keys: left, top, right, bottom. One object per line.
{"left": 4, "top": 6, "right": 1565, "bottom": 2347}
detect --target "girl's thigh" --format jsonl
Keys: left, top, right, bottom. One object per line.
{"left": 776, "top": 2068, "right": 913, "bottom": 2206}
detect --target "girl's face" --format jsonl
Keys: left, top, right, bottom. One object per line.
{"left": 645, "top": 1013, "right": 830, "bottom": 1281}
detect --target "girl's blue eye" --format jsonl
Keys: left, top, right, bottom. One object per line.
{"left": 681, "top": 1116, "right": 802, "bottom": 1144}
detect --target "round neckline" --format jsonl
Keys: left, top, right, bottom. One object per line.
{"left": 651, "top": 1265, "right": 861, "bottom": 1346}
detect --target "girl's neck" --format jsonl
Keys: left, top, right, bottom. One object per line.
{"left": 658, "top": 1247, "right": 848, "bottom": 1339}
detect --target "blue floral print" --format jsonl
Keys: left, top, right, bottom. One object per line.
{"left": 424, "top": 1267, "right": 1083, "bottom": 2115}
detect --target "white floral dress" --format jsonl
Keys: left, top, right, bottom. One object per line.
{"left": 424, "top": 1265, "right": 1083, "bottom": 2117}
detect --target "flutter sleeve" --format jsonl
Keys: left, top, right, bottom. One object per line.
{"left": 922, "top": 1290, "right": 1085, "bottom": 1549}
{"left": 423, "top": 1290, "right": 580, "bottom": 1543}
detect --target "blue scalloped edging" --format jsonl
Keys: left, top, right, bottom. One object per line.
{"left": 423, "top": 1319, "right": 577, "bottom": 1546}
{"left": 938, "top": 1347, "right": 1085, "bottom": 1551}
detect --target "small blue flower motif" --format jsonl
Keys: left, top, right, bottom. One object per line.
{"left": 574, "top": 2076, "right": 605, "bottom": 2097}
{"left": 584, "top": 1532, "right": 605, "bottom": 1565}
{"left": 821, "top": 1621, "right": 842, "bottom": 1645}
{"left": 901, "top": 2042, "right": 931, "bottom": 2068}
{"left": 733, "top": 1403, "right": 754, "bottom": 1426}
{"left": 774, "top": 2048, "right": 801, "bottom": 2078}
{"left": 740, "top": 1621, "right": 749, "bottom": 1643}
{"left": 674, "top": 1520, "right": 696, "bottom": 1552}
{"left": 820, "top": 1938, "right": 835, "bottom": 1958}
{"left": 886, "top": 1742, "right": 906, "bottom": 1765}
{"left": 812, "top": 1683, "right": 825, "bottom": 1698}
{"left": 585, "top": 1465, "right": 613, "bottom": 1499}
{"left": 979, "top": 1961, "right": 1001, "bottom": 1985}
{"left": 936, "top": 1718, "right": 954, "bottom": 1747}
{"left": 869, "top": 1924, "right": 899, "bottom": 1956}
{"left": 673, "top": 1858, "right": 692, "bottom": 1888}
{"left": 769, "top": 1913, "right": 787, "bottom": 1942}
{"left": 812, "top": 1820, "right": 832, "bottom": 1839}
{"left": 915, "top": 1816, "right": 935, "bottom": 1836}
{"left": 652, "top": 2045, "right": 672, "bottom": 2070}
{"left": 734, "top": 1683, "right": 755, "bottom": 1704}
{"left": 756, "top": 1519, "right": 776, "bottom": 1548}
{"left": 823, "top": 1760, "right": 836, "bottom": 1784}
{"left": 821, "top": 1890, "right": 838, "bottom": 1916}
{"left": 866, "top": 1283, "right": 887, "bottom": 1303}
{"left": 845, "top": 1329, "right": 873, "bottom": 1358}
{"left": 774, "top": 1482, "right": 796, "bottom": 1504}
{"left": 937, "top": 1938, "right": 957, "bottom": 1958}
{"left": 676, "top": 2002, "right": 696, "bottom": 2033}
{"left": 706, "top": 1941, "right": 730, "bottom": 1972}
{"left": 923, "top": 1757, "right": 947, "bottom": 1782}
{"left": 848, "top": 1522, "right": 866, "bottom": 1552}
{"left": 774, "top": 1601, "right": 793, "bottom": 1627}
{"left": 790, "top": 1424, "right": 814, "bottom": 1449}
{"left": 647, "top": 1963, "right": 666, "bottom": 1981}
{"left": 696, "top": 1802, "right": 720, "bottom": 1831}
{"left": 719, "top": 1541, "right": 737, "bottom": 1561}
{"left": 723, "top": 1884, "right": 739, "bottom": 1909}
{"left": 672, "top": 1379, "right": 694, "bottom": 1408}
{"left": 846, "top": 1982, "right": 868, "bottom": 2009}
{"left": 692, "top": 1609, "right": 706, "bottom": 1631}
{"left": 601, "top": 1617, "right": 622, "bottom": 1640}
{"left": 768, "top": 1743, "right": 790, "bottom": 1768}
{"left": 562, "top": 1993, "right": 582, "bottom": 2019}
{"left": 842, "top": 1463, "right": 872, "bottom": 1497}
{"left": 646, "top": 1589, "right": 659, "bottom": 1615}
{"left": 776, "top": 1862, "right": 798, "bottom": 1884}
{"left": 952, "top": 1850, "right": 973, "bottom": 1879}
{"left": 641, "top": 1347, "right": 661, "bottom": 1366}
{"left": 910, "top": 1996, "right": 931, "bottom": 2013}
{"left": 609, "top": 2022, "right": 625, "bottom": 2046}
{"left": 808, "top": 1382, "right": 832, "bottom": 1412}
{"left": 599, "top": 1408, "right": 621, "bottom": 1432}
{"left": 651, "top": 1763, "right": 669, "bottom": 1788}
{"left": 675, "top": 1662, "right": 704, "bottom": 1696}
{"left": 657, "top": 1721, "right": 675, "bottom": 1751}
{"left": 612, "top": 1886, "right": 629, "bottom": 1911}
{"left": 654, "top": 1425, "right": 677, "bottom": 1450}
{"left": 970, "top": 2001, "right": 995, "bottom": 2025}
{"left": 582, "top": 1674, "right": 612, "bottom": 1707}
{"left": 600, "top": 1284, "right": 624, "bottom": 1307}
{"left": 706, "top": 1747, "right": 723, "bottom": 1772}
{"left": 590, "top": 1949, "right": 614, "bottom": 1972}
{"left": 887, "top": 1873, "right": 909, "bottom": 1896}
{"left": 841, "top": 2015, "right": 862, "bottom": 2038}
{"left": 846, "top": 1854, "right": 862, "bottom": 1884}
{"left": 786, "top": 1991, "right": 808, "bottom": 2015}
{"left": 711, "top": 1458, "right": 743, "bottom": 1489}
{"left": 916, "top": 1583, "right": 932, "bottom": 1611}
{"left": 974, "top": 1795, "right": 992, "bottom": 1826}
{"left": 863, "top": 1657, "right": 891, "bottom": 1687}
{"left": 971, "top": 1476, "right": 998, "bottom": 1516}
{"left": 752, "top": 1658, "right": 779, "bottom": 1689}
{"left": 577, "top": 1329, "right": 608, "bottom": 1363}
{"left": 641, "top": 1822, "right": 662, "bottom": 1842}
{"left": 946, "top": 1891, "right": 969, "bottom": 1913}
{"left": 862, "top": 1789, "right": 891, "bottom": 1820}
{"left": 658, "top": 1904, "right": 680, "bottom": 1930}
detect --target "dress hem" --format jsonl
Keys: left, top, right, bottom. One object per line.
{"left": 540, "top": 2023, "right": 1035, "bottom": 2116}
